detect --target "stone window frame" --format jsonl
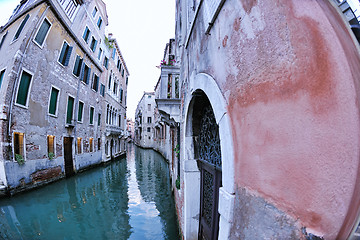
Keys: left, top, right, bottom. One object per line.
{"left": 0, "top": 67, "right": 6, "bottom": 91}
{"left": 89, "top": 105, "right": 95, "bottom": 125}
{"left": 13, "top": 132, "right": 26, "bottom": 163}
{"left": 14, "top": 68, "right": 34, "bottom": 109}
{"left": 65, "top": 94, "right": 76, "bottom": 125}
{"left": 77, "top": 100, "right": 84, "bottom": 123}
{"left": 47, "top": 135, "right": 56, "bottom": 158}
{"left": 33, "top": 16, "right": 52, "bottom": 49}
{"left": 47, "top": 85, "right": 61, "bottom": 117}
{"left": 11, "top": 14, "right": 30, "bottom": 43}
{"left": 57, "top": 40, "right": 73, "bottom": 67}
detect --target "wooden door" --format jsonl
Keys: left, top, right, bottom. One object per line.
{"left": 63, "top": 137, "right": 74, "bottom": 177}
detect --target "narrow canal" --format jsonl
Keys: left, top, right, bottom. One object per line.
{"left": 0, "top": 144, "right": 180, "bottom": 240}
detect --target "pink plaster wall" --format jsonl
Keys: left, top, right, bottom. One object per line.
{"left": 223, "top": 0, "right": 360, "bottom": 238}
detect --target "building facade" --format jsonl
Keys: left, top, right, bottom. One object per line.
{"left": 134, "top": 92, "right": 155, "bottom": 148}
{"left": 168, "top": 0, "right": 360, "bottom": 239}
{"left": 0, "top": 0, "right": 128, "bottom": 195}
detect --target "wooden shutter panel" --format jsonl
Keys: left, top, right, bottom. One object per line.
{"left": 0, "top": 31, "right": 8, "bottom": 50}
{"left": 35, "top": 19, "right": 51, "bottom": 45}
{"left": 80, "top": 63, "right": 85, "bottom": 81}
{"left": 49, "top": 88, "right": 59, "bottom": 115}
{"left": 120, "top": 89, "right": 123, "bottom": 102}
{"left": 73, "top": 55, "right": 80, "bottom": 75}
{"left": 16, "top": 71, "right": 31, "bottom": 106}
{"left": 66, "top": 97, "right": 74, "bottom": 124}
{"left": 82, "top": 27, "right": 88, "bottom": 40}
{"left": 78, "top": 102, "right": 83, "bottom": 121}
{"left": 13, "top": 14, "right": 29, "bottom": 41}
{"left": 0, "top": 70, "right": 5, "bottom": 88}
{"left": 93, "top": 40, "right": 97, "bottom": 51}
{"left": 96, "top": 75, "right": 99, "bottom": 91}
{"left": 64, "top": 46, "right": 73, "bottom": 66}
{"left": 86, "top": 67, "right": 91, "bottom": 84}
{"left": 90, "top": 108, "right": 94, "bottom": 124}
{"left": 59, "top": 42, "right": 68, "bottom": 64}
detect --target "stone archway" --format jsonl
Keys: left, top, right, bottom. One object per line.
{"left": 183, "top": 73, "right": 235, "bottom": 239}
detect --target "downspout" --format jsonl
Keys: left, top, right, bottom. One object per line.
{"left": 7, "top": 5, "right": 50, "bottom": 137}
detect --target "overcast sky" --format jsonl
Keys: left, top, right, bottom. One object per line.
{"left": 0, "top": 0, "right": 175, "bottom": 120}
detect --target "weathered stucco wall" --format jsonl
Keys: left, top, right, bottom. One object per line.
{"left": 181, "top": 0, "right": 360, "bottom": 238}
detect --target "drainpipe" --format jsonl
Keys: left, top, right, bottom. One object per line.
{"left": 7, "top": 5, "right": 50, "bottom": 138}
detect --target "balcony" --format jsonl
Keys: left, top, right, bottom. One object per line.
{"left": 106, "top": 125, "right": 124, "bottom": 136}
{"left": 155, "top": 65, "right": 181, "bottom": 123}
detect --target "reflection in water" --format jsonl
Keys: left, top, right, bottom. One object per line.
{"left": 0, "top": 144, "right": 179, "bottom": 240}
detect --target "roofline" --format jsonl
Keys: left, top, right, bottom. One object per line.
{"left": 109, "top": 38, "right": 130, "bottom": 76}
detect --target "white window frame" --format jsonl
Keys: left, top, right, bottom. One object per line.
{"left": 33, "top": 17, "right": 52, "bottom": 49}
{"left": 48, "top": 85, "right": 61, "bottom": 117}
{"left": 13, "top": 131, "right": 26, "bottom": 162}
{"left": 89, "top": 105, "right": 95, "bottom": 125}
{"left": 77, "top": 100, "right": 85, "bottom": 123}
{"left": 65, "top": 93, "right": 76, "bottom": 125}
{"left": 14, "top": 68, "right": 34, "bottom": 109}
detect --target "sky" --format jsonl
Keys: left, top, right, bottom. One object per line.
{"left": 0, "top": 0, "right": 175, "bottom": 120}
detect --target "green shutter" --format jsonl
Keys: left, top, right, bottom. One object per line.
{"left": 64, "top": 46, "right": 73, "bottom": 66}
{"left": 90, "top": 107, "right": 94, "bottom": 125}
{"left": 73, "top": 55, "right": 80, "bottom": 75}
{"left": 66, "top": 97, "right": 74, "bottom": 124}
{"left": 13, "top": 14, "right": 29, "bottom": 41}
{"left": 16, "top": 71, "right": 32, "bottom": 106}
{"left": 0, "top": 70, "right": 5, "bottom": 89}
{"left": 34, "top": 19, "right": 51, "bottom": 46}
{"left": 58, "top": 42, "right": 68, "bottom": 64}
{"left": 78, "top": 102, "right": 83, "bottom": 122}
{"left": 49, "top": 87, "right": 59, "bottom": 115}
{"left": 82, "top": 27, "right": 88, "bottom": 40}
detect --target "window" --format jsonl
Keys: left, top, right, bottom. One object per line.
{"left": 113, "top": 82, "right": 117, "bottom": 95}
{"left": 73, "top": 55, "right": 83, "bottom": 77}
{"left": 13, "top": 14, "right": 29, "bottom": 41}
{"left": 98, "top": 138, "right": 101, "bottom": 150}
{"left": 82, "top": 26, "right": 91, "bottom": 43}
{"left": 100, "top": 84, "right": 105, "bottom": 97}
{"left": 90, "top": 36, "right": 97, "bottom": 52}
{"left": 89, "top": 138, "right": 94, "bottom": 152}
{"left": 97, "top": 16, "right": 102, "bottom": 29}
{"left": 89, "top": 106, "right": 94, "bottom": 125}
{"left": 16, "top": 70, "right": 32, "bottom": 107}
{"left": 77, "top": 137, "right": 82, "bottom": 154}
{"left": 48, "top": 87, "right": 59, "bottom": 116}
{"left": 126, "top": 76, "right": 128, "bottom": 85}
{"left": 147, "top": 117, "right": 152, "bottom": 124}
{"left": 58, "top": 41, "right": 73, "bottom": 66}
{"left": 34, "top": 18, "right": 51, "bottom": 47}
{"left": 117, "top": 60, "right": 121, "bottom": 70}
{"left": 98, "top": 48, "right": 102, "bottom": 60}
{"left": 92, "top": 6, "right": 97, "bottom": 18}
{"left": 0, "top": 69, "right": 5, "bottom": 89}
{"left": 111, "top": 48, "right": 116, "bottom": 59}
{"left": 103, "top": 56, "right": 108, "bottom": 69}
{"left": 105, "top": 141, "right": 108, "bottom": 155}
{"left": 98, "top": 113, "right": 101, "bottom": 126}
{"left": 148, "top": 104, "right": 151, "bottom": 111}
{"left": 120, "top": 88, "right": 123, "bottom": 103}
{"left": 47, "top": 135, "right": 55, "bottom": 157}
{"left": 14, "top": 132, "right": 24, "bottom": 159}
{"left": 147, "top": 127, "right": 151, "bottom": 133}
{"left": 81, "top": 63, "right": 91, "bottom": 84}
{"left": 108, "top": 71, "right": 112, "bottom": 89}
{"left": 66, "top": 96, "right": 74, "bottom": 124}
{"left": 0, "top": 31, "right": 8, "bottom": 50}
{"left": 91, "top": 74, "right": 99, "bottom": 91}
{"left": 78, "top": 101, "right": 84, "bottom": 122}
{"left": 122, "top": 69, "right": 124, "bottom": 77}
{"left": 119, "top": 115, "right": 121, "bottom": 127}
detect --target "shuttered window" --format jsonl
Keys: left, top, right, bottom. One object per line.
{"left": 92, "top": 74, "right": 99, "bottom": 92}
{"left": 92, "top": 7, "right": 97, "bottom": 18}
{"left": 34, "top": 18, "right": 51, "bottom": 46}
{"left": 100, "top": 84, "right": 105, "bottom": 97}
{"left": 89, "top": 107, "right": 94, "bottom": 125}
{"left": 0, "top": 69, "right": 5, "bottom": 89}
{"left": 103, "top": 56, "right": 109, "bottom": 69}
{"left": 66, "top": 96, "right": 74, "bottom": 124}
{"left": 82, "top": 26, "right": 90, "bottom": 43}
{"left": 111, "top": 48, "right": 116, "bottom": 59}
{"left": 120, "top": 88, "right": 123, "bottom": 103}
{"left": 0, "top": 31, "right": 8, "bottom": 50}
{"left": 90, "top": 36, "right": 97, "bottom": 52}
{"left": 73, "top": 55, "right": 83, "bottom": 77}
{"left": 98, "top": 113, "right": 101, "bottom": 126}
{"left": 13, "top": 14, "right": 29, "bottom": 41}
{"left": 58, "top": 42, "right": 73, "bottom": 66}
{"left": 16, "top": 71, "right": 32, "bottom": 106}
{"left": 97, "top": 17, "right": 102, "bottom": 29}
{"left": 80, "top": 64, "right": 91, "bottom": 84}
{"left": 98, "top": 48, "right": 102, "bottom": 60}
{"left": 78, "top": 101, "right": 84, "bottom": 122}
{"left": 48, "top": 87, "right": 59, "bottom": 115}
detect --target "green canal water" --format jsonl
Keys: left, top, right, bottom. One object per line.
{"left": 0, "top": 145, "right": 180, "bottom": 240}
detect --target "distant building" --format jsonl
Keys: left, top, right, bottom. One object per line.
{"left": 134, "top": 92, "right": 155, "bottom": 148}
{"left": 0, "top": 0, "right": 128, "bottom": 194}
{"left": 126, "top": 119, "right": 135, "bottom": 140}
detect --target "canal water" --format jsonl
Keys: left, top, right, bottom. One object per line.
{"left": 0, "top": 144, "right": 180, "bottom": 240}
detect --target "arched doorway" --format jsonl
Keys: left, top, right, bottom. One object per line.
{"left": 194, "top": 92, "right": 222, "bottom": 240}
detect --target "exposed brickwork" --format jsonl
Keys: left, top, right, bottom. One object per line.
{"left": 30, "top": 166, "right": 62, "bottom": 184}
